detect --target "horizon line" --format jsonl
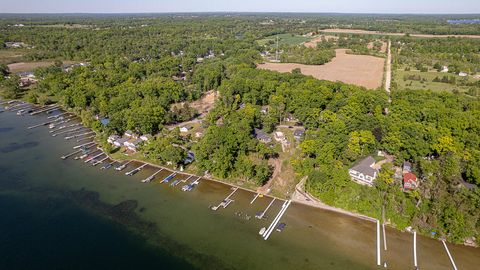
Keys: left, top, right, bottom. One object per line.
{"left": 0, "top": 11, "right": 480, "bottom": 15}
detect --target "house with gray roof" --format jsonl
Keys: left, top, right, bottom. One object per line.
{"left": 254, "top": 128, "right": 272, "bottom": 143}
{"left": 349, "top": 156, "right": 379, "bottom": 186}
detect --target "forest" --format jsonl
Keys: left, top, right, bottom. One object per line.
{"left": 1, "top": 14, "right": 479, "bottom": 244}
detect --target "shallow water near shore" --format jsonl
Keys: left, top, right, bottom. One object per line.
{"left": 1, "top": 108, "right": 479, "bottom": 270}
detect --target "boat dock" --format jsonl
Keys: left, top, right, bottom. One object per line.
{"left": 76, "top": 135, "right": 95, "bottom": 142}
{"left": 84, "top": 151, "right": 104, "bottom": 163}
{"left": 142, "top": 168, "right": 163, "bottom": 183}
{"left": 442, "top": 240, "right": 458, "bottom": 270}
{"left": 172, "top": 175, "right": 193, "bottom": 186}
{"left": 30, "top": 105, "right": 60, "bottom": 115}
{"left": 92, "top": 156, "right": 109, "bottom": 166}
{"left": 65, "top": 131, "right": 94, "bottom": 140}
{"left": 47, "top": 112, "right": 69, "bottom": 119}
{"left": 61, "top": 149, "right": 83, "bottom": 160}
{"left": 181, "top": 177, "right": 201, "bottom": 191}
{"left": 413, "top": 231, "right": 418, "bottom": 269}
{"left": 250, "top": 193, "right": 261, "bottom": 204}
{"left": 262, "top": 200, "right": 291, "bottom": 240}
{"left": 256, "top": 198, "right": 276, "bottom": 219}
{"left": 211, "top": 187, "right": 238, "bottom": 211}
{"left": 27, "top": 121, "right": 52, "bottom": 129}
{"left": 161, "top": 172, "right": 177, "bottom": 183}
{"left": 377, "top": 220, "right": 381, "bottom": 266}
{"left": 52, "top": 127, "right": 82, "bottom": 137}
{"left": 115, "top": 160, "right": 132, "bottom": 171}
{"left": 73, "top": 141, "right": 95, "bottom": 149}
{"left": 125, "top": 164, "right": 147, "bottom": 176}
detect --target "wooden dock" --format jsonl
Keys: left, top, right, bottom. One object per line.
{"left": 256, "top": 198, "right": 276, "bottom": 219}
{"left": 73, "top": 141, "right": 95, "bottom": 149}
{"left": 52, "top": 127, "right": 82, "bottom": 137}
{"left": 125, "top": 164, "right": 147, "bottom": 176}
{"left": 61, "top": 149, "right": 83, "bottom": 160}
{"left": 211, "top": 187, "right": 238, "bottom": 211}
{"left": 65, "top": 131, "right": 94, "bottom": 140}
{"left": 76, "top": 135, "right": 95, "bottom": 142}
{"left": 161, "top": 172, "right": 177, "bottom": 183}
{"left": 115, "top": 160, "right": 132, "bottom": 171}
{"left": 30, "top": 105, "right": 60, "bottom": 115}
{"left": 142, "top": 168, "right": 163, "bottom": 183}
{"left": 84, "top": 151, "right": 104, "bottom": 163}
{"left": 92, "top": 156, "right": 109, "bottom": 166}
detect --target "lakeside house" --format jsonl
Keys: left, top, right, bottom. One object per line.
{"left": 125, "top": 138, "right": 143, "bottom": 152}
{"left": 184, "top": 151, "right": 195, "bottom": 165}
{"left": 113, "top": 137, "right": 129, "bottom": 148}
{"left": 403, "top": 172, "right": 418, "bottom": 190}
{"left": 254, "top": 128, "right": 272, "bottom": 143}
{"left": 124, "top": 130, "right": 138, "bottom": 139}
{"left": 107, "top": 135, "right": 120, "bottom": 144}
{"left": 349, "top": 156, "right": 379, "bottom": 186}
{"left": 459, "top": 72, "right": 468, "bottom": 77}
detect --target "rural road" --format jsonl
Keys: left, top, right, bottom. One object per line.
{"left": 385, "top": 39, "right": 392, "bottom": 95}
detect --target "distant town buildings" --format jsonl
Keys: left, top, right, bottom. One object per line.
{"left": 349, "top": 156, "right": 379, "bottom": 186}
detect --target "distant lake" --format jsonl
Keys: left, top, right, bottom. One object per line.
{"left": 447, "top": 19, "right": 480, "bottom": 24}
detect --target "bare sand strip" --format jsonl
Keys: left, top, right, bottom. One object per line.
{"left": 321, "top": 28, "right": 480, "bottom": 39}
{"left": 258, "top": 49, "right": 385, "bottom": 89}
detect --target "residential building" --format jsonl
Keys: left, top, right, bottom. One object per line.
{"left": 403, "top": 161, "right": 412, "bottom": 173}
{"left": 140, "top": 134, "right": 153, "bottom": 141}
{"left": 113, "top": 137, "right": 129, "bottom": 148}
{"left": 107, "top": 135, "right": 120, "bottom": 144}
{"left": 403, "top": 172, "right": 418, "bottom": 190}
{"left": 349, "top": 156, "right": 379, "bottom": 186}
{"left": 254, "top": 128, "right": 272, "bottom": 143}
{"left": 124, "top": 130, "right": 138, "bottom": 138}
{"left": 125, "top": 138, "right": 143, "bottom": 152}
{"left": 274, "top": 131, "right": 286, "bottom": 142}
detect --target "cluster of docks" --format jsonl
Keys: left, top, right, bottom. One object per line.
{"left": 1, "top": 99, "right": 466, "bottom": 268}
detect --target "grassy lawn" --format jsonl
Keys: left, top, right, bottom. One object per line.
{"left": 257, "top": 33, "right": 312, "bottom": 47}
{"left": 393, "top": 69, "right": 478, "bottom": 93}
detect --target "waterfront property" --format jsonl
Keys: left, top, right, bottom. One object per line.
{"left": 349, "top": 156, "right": 379, "bottom": 186}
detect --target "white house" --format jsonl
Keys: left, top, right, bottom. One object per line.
{"left": 459, "top": 72, "right": 468, "bottom": 77}
{"left": 180, "top": 125, "right": 193, "bottom": 133}
{"left": 140, "top": 134, "right": 153, "bottom": 141}
{"left": 274, "top": 131, "right": 286, "bottom": 142}
{"left": 114, "top": 137, "right": 129, "bottom": 148}
{"left": 349, "top": 156, "right": 379, "bottom": 187}
{"left": 107, "top": 135, "right": 120, "bottom": 144}
{"left": 441, "top": 66, "right": 449, "bottom": 73}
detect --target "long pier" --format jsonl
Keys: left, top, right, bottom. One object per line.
{"left": 377, "top": 220, "right": 381, "bottom": 266}
{"left": 27, "top": 121, "right": 52, "bottom": 129}
{"left": 142, "top": 168, "right": 163, "bottom": 183}
{"left": 92, "top": 156, "right": 109, "bottom": 166}
{"left": 211, "top": 187, "right": 238, "bottom": 211}
{"left": 73, "top": 141, "right": 95, "bottom": 149}
{"left": 250, "top": 193, "right": 261, "bottom": 204}
{"left": 442, "top": 240, "right": 458, "bottom": 270}
{"left": 30, "top": 105, "right": 60, "bottom": 115}
{"left": 125, "top": 164, "right": 147, "bottom": 176}
{"left": 413, "top": 231, "right": 418, "bottom": 269}
{"left": 52, "top": 127, "right": 82, "bottom": 137}
{"left": 47, "top": 112, "right": 69, "bottom": 119}
{"left": 61, "top": 149, "right": 83, "bottom": 160}
{"left": 65, "top": 131, "right": 94, "bottom": 140}
{"left": 383, "top": 222, "right": 388, "bottom": 251}
{"left": 84, "top": 151, "right": 104, "bottom": 163}
{"left": 161, "top": 172, "right": 177, "bottom": 183}
{"left": 256, "top": 198, "right": 276, "bottom": 219}
{"left": 262, "top": 200, "right": 291, "bottom": 240}
{"left": 77, "top": 135, "right": 95, "bottom": 142}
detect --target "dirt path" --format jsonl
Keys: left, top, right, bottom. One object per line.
{"left": 385, "top": 40, "right": 392, "bottom": 95}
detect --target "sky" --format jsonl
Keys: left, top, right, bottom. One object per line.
{"left": 1, "top": 0, "right": 480, "bottom": 14}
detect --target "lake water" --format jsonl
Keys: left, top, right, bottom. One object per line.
{"left": 0, "top": 107, "right": 479, "bottom": 270}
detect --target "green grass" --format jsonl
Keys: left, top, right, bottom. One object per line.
{"left": 393, "top": 69, "right": 478, "bottom": 93}
{"left": 257, "top": 33, "right": 312, "bottom": 47}
{"left": 0, "top": 49, "right": 26, "bottom": 65}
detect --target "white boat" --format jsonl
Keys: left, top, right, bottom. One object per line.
{"left": 49, "top": 123, "right": 56, "bottom": 129}
{"left": 259, "top": 227, "right": 266, "bottom": 235}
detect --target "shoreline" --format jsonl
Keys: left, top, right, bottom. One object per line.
{"left": 1, "top": 98, "right": 478, "bottom": 248}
